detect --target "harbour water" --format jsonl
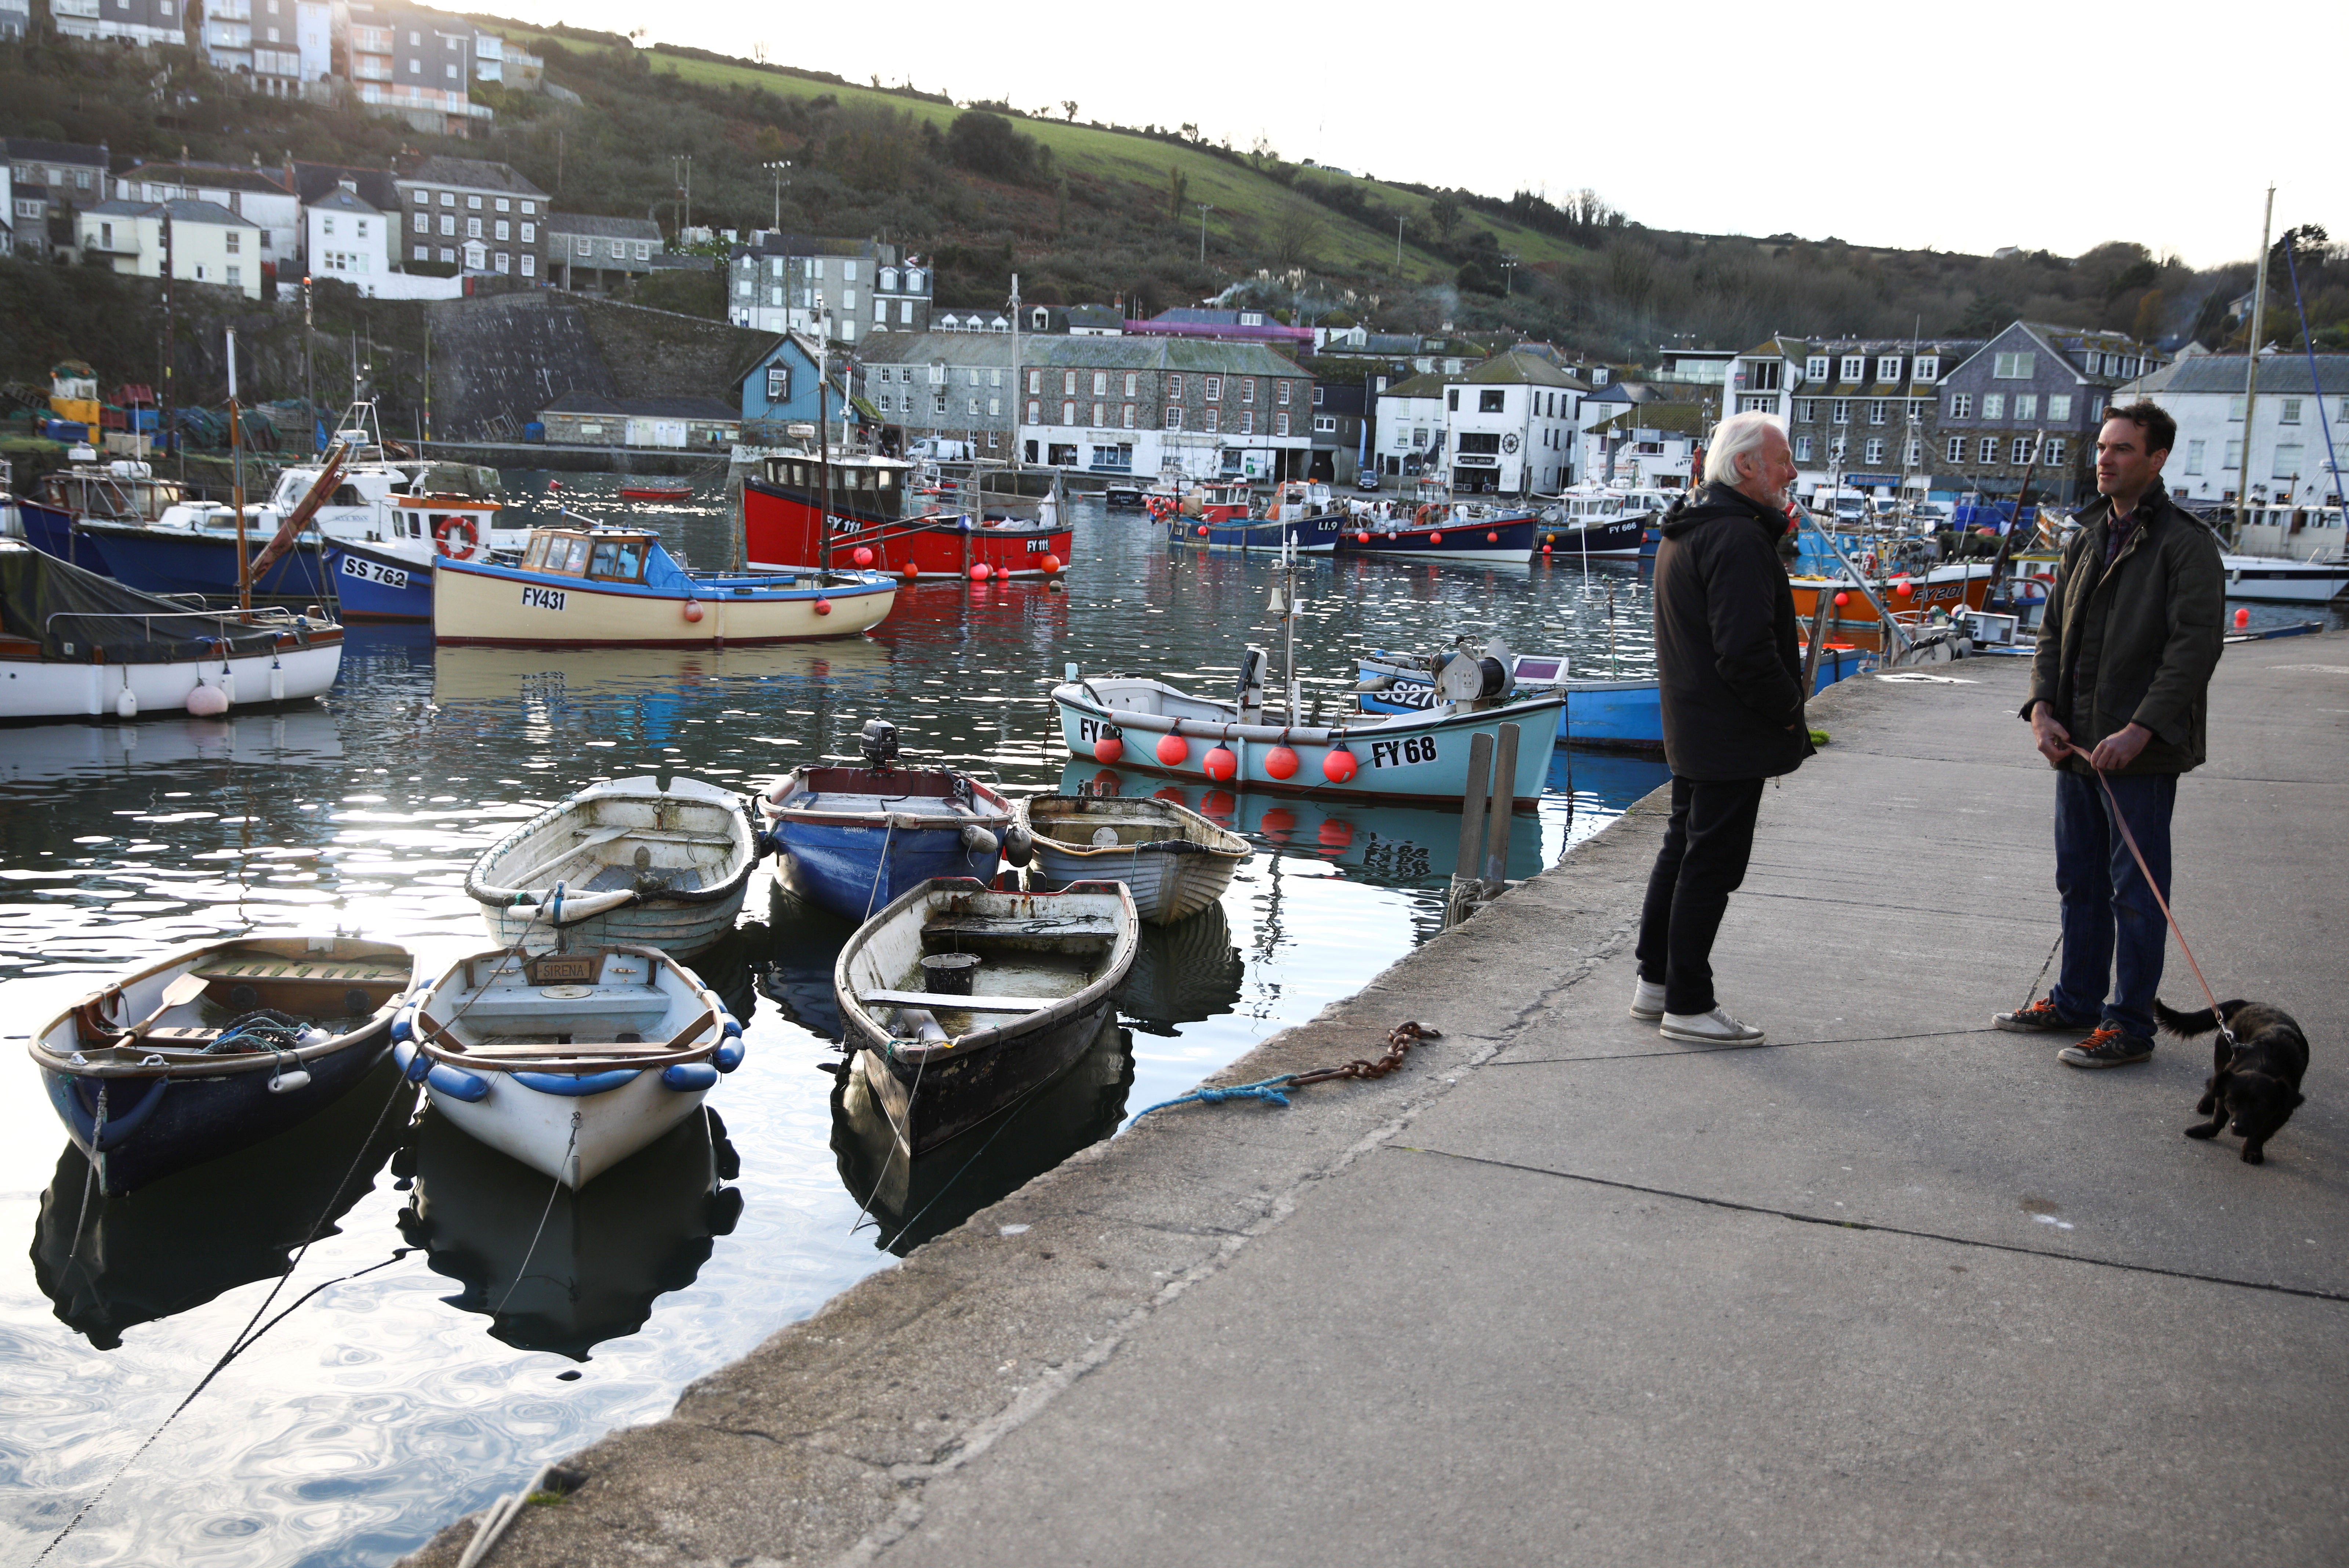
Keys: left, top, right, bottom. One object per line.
{"left": 0, "top": 480, "right": 1673, "bottom": 1566}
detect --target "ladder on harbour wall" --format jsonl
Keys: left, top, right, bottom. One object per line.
{"left": 1445, "top": 722, "right": 1524, "bottom": 928}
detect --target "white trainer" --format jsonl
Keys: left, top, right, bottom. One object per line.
{"left": 1659, "top": 1007, "right": 1767, "bottom": 1045}
{"left": 1630, "top": 978, "right": 1668, "bottom": 1021}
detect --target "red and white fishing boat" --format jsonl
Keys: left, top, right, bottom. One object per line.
{"left": 742, "top": 453, "right": 1074, "bottom": 580}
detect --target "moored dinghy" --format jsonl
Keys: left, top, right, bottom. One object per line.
{"left": 393, "top": 944, "right": 743, "bottom": 1188}
{"left": 836, "top": 878, "right": 1137, "bottom": 1155}
{"left": 29, "top": 936, "right": 418, "bottom": 1194}
{"left": 467, "top": 774, "right": 758, "bottom": 958}
{"left": 1016, "top": 792, "right": 1247, "bottom": 923}
{"left": 759, "top": 719, "right": 1016, "bottom": 921}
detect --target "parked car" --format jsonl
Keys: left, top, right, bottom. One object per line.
{"left": 1356, "top": 469, "right": 1382, "bottom": 492}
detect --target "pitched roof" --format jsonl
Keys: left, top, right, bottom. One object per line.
{"left": 3, "top": 138, "right": 108, "bottom": 166}
{"left": 1380, "top": 371, "right": 1461, "bottom": 400}
{"left": 858, "top": 332, "right": 1020, "bottom": 366}
{"left": 2128, "top": 353, "right": 2349, "bottom": 397}
{"left": 114, "top": 162, "right": 293, "bottom": 196}
{"left": 293, "top": 161, "right": 400, "bottom": 210}
{"left": 547, "top": 212, "right": 662, "bottom": 241}
{"left": 398, "top": 156, "right": 547, "bottom": 198}
{"left": 85, "top": 198, "right": 258, "bottom": 227}
{"left": 856, "top": 332, "right": 1309, "bottom": 377}
{"left": 735, "top": 232, "right": 878, "bottom": 259}
{"left": 308, "top": 186, "right": 381, "bottom": 217}
{"left": 1462, "top": 346, "right": 1586, "bottom": 389}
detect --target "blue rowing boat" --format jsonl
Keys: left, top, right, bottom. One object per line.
{"left": 756, "top": 721, "right": 1014, "bottom": 921}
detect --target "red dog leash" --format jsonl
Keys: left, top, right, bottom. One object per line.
{"left": 2061, "top": 742, "right": 2236, "bottom": 1047}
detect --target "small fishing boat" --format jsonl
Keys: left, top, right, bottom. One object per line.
{"left": 400, "top": 1102, "right": 740, "bottom": 1358}
{"left": 1170, "top": 480, "right": 1344, "bottom": 553}
{"left": 1536, "top": 487, "right": 1648, "bottom": 559}
{"left": 392, "top": 943, "right": 743, "bottom": 1188}
{"left": 835, "top": 878, "right": 1138, "bottom": 1155}
{"left": 618, "top": 481, "right": 694, "bottom": 502}
{"left": 435, "top": 525, "right": 897, "bottom": 647}
{"left": 1332, "top": 501, "right": 1537, "bottom": 563}
{"left": 466, "top": 774, "right": 759, "bottom": 958}
{"left": 1017, "top": 792, "right": 1248, "bottom": 923}
{"left": 1, "top": 539, "right": 344, "bottom": 722}
{"left": 1358, "top": 646, "right": 1661, "bottom": 749}
{"left": 29, "top": 936, "right": 418, "bottom": 1194}
{"left": 743, "top": 452, "right": 1075, "bottom": 579}
{"left": 758, "top": 719, "right": 1015, "bottom": 921}
{"left": 1788, "top": 562, "right": 1995, "bottom": 650}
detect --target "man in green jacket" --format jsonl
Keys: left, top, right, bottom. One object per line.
{"left": 1995, "top": 400, "right": 2223, "bottom": 1067}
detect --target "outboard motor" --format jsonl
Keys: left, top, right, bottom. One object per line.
{"left": 1237, "top": 646, "right": 1269, "bottom": 715}
{"left": 858, "top": 718, "right": 900, "bottom": 770}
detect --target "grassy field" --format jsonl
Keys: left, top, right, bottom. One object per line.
{"left": 494, "top": 29, "right": 1588, "bottom": 285}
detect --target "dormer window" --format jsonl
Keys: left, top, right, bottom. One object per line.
{"left": 1839, "top": 355, "right": 1865, "bottom": 382}
{"left": 1805, "top": 356, "right": 1828, "bottom": 382}
{"left": 1913, "top": 356, "right": 1939, "bottom": 384}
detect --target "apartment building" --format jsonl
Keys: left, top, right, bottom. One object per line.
{"left": 393, "top": 155, "right": 546, "bottom": 277}
{"left": 726, "top": 234, "right": 932, "bottom": 341}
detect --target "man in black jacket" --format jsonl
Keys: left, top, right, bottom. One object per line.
{"left": 1632, "top": 412, "right": 1813, "bottom": 1044}
{"left": 1995, "top": 400, "right": 2223, "bottom": 1067}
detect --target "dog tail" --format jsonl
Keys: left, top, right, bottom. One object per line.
{"left": 2152, "top": 998, "right": 2247, "bottom": 1037}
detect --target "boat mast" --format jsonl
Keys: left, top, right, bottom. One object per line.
{"left": 2235, "top": 185, "right": 2275, "bottom": 544}
{"left": 228, "top": 327, "right": 250, "bottom": 615}
{"left": 817, "top": 335, "right": 833, "bottom": 574}
{"left": 1009, "top": 272, "right": 1022, "bottom": 472}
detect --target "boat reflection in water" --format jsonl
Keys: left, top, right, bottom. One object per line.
{"left": 755, "top": 882, "right": 861, "bottom": 1040}
{"left": 1052, "top": 761, "right": 1549, "bottom": 890}
{"left": 683, "top": 916, "right": 769, "bottom": 1033}
{"left": 1115, "top": 901, "right": 1245, "bottom": 1035}
{"left": 429, "top": 639, "right": 890, "bottom": 708}
{"left": 397, "top": 1104, "right": 743, "bottom": 1360}
{"left": 833, "top": 1015, "right": 1133, "bottom": 1255}
{"left": 31, "top": 1056, "right": 414, "bottom": 1350}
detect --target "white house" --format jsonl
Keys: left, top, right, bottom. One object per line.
{"left": 112, "top": 162, "right": 301, "bottom": 281}
{"left": 1580, "top": 405, "right": 1704, "bottom": 491}
{"left": 2118, "top": 352, "right": 2349, "bottom": 508}
{"left": 305, "top": 181, "right": 389, "bottom": 283}
{"left": 1441, "top": 346, "right": 1589, "bottom": 496}
{"left": 80, "top": 199, "right": 266, "bottom": 298}
{"left": 1374, "top": 371, "right": 1456, "bottom": 479}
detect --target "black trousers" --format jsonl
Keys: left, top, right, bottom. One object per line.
{"left": 1635, "top": 775, "right": 1766, "bottom": 1016}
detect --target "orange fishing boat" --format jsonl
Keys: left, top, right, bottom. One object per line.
{"left": 1789, "top": 563, "right": 1994, "bottom": 651}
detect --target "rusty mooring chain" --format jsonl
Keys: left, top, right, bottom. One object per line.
{"left": 1133, "top": 1022, "right": 1443, "bottom": 1117}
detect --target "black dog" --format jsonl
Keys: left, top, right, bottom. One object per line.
{"left": 2155, "top": 999, "right": 2310, "bottom": 1165}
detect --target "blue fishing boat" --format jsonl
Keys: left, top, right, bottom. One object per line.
{"left": 1333, "top": 504, "right": 1537, "bottom": 564}
{"left": 322, "top": 537, "right": 435, "bottom": 620}
{"left": 28, "top": 937, "right": 418, "bottom": 1195}
{"left": 1169, "top": 480, "right": 1342, "bottom": 553}
{"left": 18, "top": 499, "right": 117, "bottom": 572}
{"left": 77, "top": 511, "right": 335, "bottom": 600}
{"left": 756, "top": 719, "right": 1016, "bottom": 920}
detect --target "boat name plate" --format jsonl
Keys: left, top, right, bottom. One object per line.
{"left": 527, "top": 955, "right": 598, "bottom": 984}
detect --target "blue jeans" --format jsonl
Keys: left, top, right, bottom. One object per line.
{"left": 2047, "top": 768, "right": 2176, "bottom": 1041}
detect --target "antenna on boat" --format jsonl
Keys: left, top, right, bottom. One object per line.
{"left": 1268, "top": 533, "right": 1303, "bottom": 717}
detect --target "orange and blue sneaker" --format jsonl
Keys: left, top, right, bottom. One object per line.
{"left": 2059, "top": 1025, "right": 2154, "bottom": 1068}
{"left": 1993, "top": 997, "right": 2092, "bottom": 1034}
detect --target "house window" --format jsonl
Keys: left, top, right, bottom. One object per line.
{"left": 1982, "top": 393, "right": 2005, "bottom": 419}
{"left": 1865, "top": 439, "right": 1885, "bottom": 465}
{"left": 2274, "top": 444, "right": 2306, "bottom": 480}
{"left": 1241, "top": 380, "right": 1255, "bottom": 404}
{"left": 1913, "top": 356, "right": 1939, "bottom": 383}
{"left": 1993, "top": 351, "right": 2035, "bottom": 378}
{"left": 1314, "top": 414, "right": 1337, "bottom": 433}
{"left": 1165, "top": 407, "right": 1181, "bottom": 430}
{"left": 467, "top": 195, "right": 482, "bottom": 210}
{"left": 1239, "top": 411, "right": 1253, "bottom": 435}
{"left": 225, "top": 231, "right": 240, "bottom": 254}
{"left": 494, "top": 251, "right": 509, "bottom": 273}
{"left": 2044, "top": 439, "right": 2066, "bottom": 466}
{"left": 440, "top": 247, "right": 455, "bottom": 263}
{"left": 1805, "top": 356, "right": 1828, "bottom": 382}
{"left": 2281, "top": 398, "right": 2304, "bottom": 425}
{"left": 322, "top": 217, "right": 335, "bottom": 237}
{"left": 1448, "top": 389, "right": 1460, "bottom": 411}
{"left": 767, "top": 366, "right": 789, "bottom": 401}
{"left": 1830, "top": 437, "right": 1845, "bottom": 460}
{"left": 1978, "top": 437, "right": 2000, "bottom": 463}
{"left": 520, "top": 254, "right": 535, "bottom": 277}
{"left": 467, "top": 218, "right": 482, "bottom": 239}
{"left": 1876, "top": 356, "right": 1901, "bottom": 382}
{"left": 1947, "top": 436, "right": 1965, "bottom": 464}
{"left": 439, "top": 192, "right": 454, "bottom": 206}
{"left": 2013, "top": 393, "right": 2037, "bottom": 420}
{"left": 494, "top": 220, "right": 508, "bottom": 242}
{"left": 1167, "top": 374, "right": 1181, "bottom": 399}
{"left": 1479, "top": 390, "right": 1504, "bottom": 413}
{"left": 1203, "top": 410, "right": 1219, "bottom": 433}
{"left": 1091, "top": 371, "right": 1107, "bottom": 396}
{"left": 226, "top": 265, "right": 241, "bottom": 288}
{"left": 1867, "top": 400, "right": 1886, "bottom": 425}
{"left": 1279, "top": 382, "right": 1292, "bottom": 405}
{"left": 1839, "top": 355, "right": 1864, "bottom": 381}
{"left": 1029, "top": 369, "right": 1043, "bottom": 395}
{"left": 496, "top": 198, "right": 509, "bottom": 213}
{"left": 1905, "top": 439, "right": 1920, "bottom": 467}
{"left": 2010, "top": 437, "right": 2035, "bottom": 464}
{"left": 990, "top": 397, "right": 1001, "bottom": 417}
{"left": 414, "top": 243, "right": 429, "bottom": 261}
{"left": 2225, "top": 439, "right": 2243, "bottom": 470}
{"left": 1205, "top": 377, "right": 1221, "bottom": 402}
{"left": 1948, "top": 392, "right": 1972, "bottom": 418}
{"left": 1275, "top": 411, "right": 1290, "bottom": 436}
{"left": 2048, "top": 394, "right": 2071, "bottom": 421}
{"left": 1795, "top": 435, "right": 1815, "bottom": 462}
{"left": 439, "top": 215, "right": 454, "bottom": 236}
{"left": 2184, "top": 440, "right": 2205, "bottom": 474}
{"left": 2229, "top": 396, "right": 2246, "bottom": 421}
{"left": 1830, "top": 400, "right": 1849, "bottom": 425}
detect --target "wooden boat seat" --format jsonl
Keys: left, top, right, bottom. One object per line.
{"left": 192, "top": 956, "right": 410, "bottom": 981}
{"left": 860, "top": 989, "right": 1057, "bottom": 1014}
{"left": 458, "top": 1041, "right": 678, "bottom": 1059}
{"left": 455, "top": 988, "right": 675, "bottom": 1021}
{"left": 923, "top": 916, "right": 1122, "bottom": 943}
{"left": 565, "top": 824, "right": 738, "bottom": 849}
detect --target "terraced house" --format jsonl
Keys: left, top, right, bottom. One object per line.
{"left": 1936, "top": 323, "right": 2167, "bottom": 505}
{"left": 393, "top": 155, "right": 545, "bottom": 277}
{"left": 542, "top": 214, "right": 663, "bottom": 292}
{"left": 1725, "top": 335, "right": 1981, "bottom": 502}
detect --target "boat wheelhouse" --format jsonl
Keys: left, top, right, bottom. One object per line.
{"left": 742, "top": 451, "right": 1074, "bottom": 579}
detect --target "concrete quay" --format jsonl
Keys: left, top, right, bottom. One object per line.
{"left": 408, "top": 634, "right": 2349, "bottom": 1568}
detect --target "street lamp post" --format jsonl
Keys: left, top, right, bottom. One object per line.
{"left": 1501, "top": 254, "right": 1519, "bottom": 296}
{"left": 763, "top": 160, "right": 792, "bottom": 231}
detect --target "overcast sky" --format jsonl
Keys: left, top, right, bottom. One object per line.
{"left": 506, "top": 0, "right": 2341, "bottom": 270}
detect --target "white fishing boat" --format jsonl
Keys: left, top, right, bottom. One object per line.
{"left": 465, "top": 775, "right": 759, "bottom": 958}
{"left": 836, "top": 879, "right": 1139, "bottom": 1155}
{"left": 2218, "top": 552, "right": 2349, "bottom": 603}
{"left": 1016, "top": 793, "right": 1248, "bottom": 923}
{"left": 392, "top": 944, "right": 741, "bottom": 1188}
{"left": 1, "top": 539, "right": 343, "bottom": 722}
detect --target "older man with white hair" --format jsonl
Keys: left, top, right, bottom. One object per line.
{"left": 1630, "top": 412, "right": 1812, "bottom": 1044}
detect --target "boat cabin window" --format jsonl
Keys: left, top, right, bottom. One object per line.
{"left": 332, "top": 484, "right": 364, "bottom": 507}
{"left": 537, "top": 535, "right": 589, "bottom": 575}
{"left": 587, "top": 538, "right": 647, "bottom": 581}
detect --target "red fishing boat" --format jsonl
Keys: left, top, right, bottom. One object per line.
{"left": 741, "top": 453, "right": 1074, "bottom": 579}
{"left": 618, "top": 480, "right": 693, "bottom": 502}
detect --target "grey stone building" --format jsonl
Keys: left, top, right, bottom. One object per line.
{"left": 393, "top": 155, "right": 547, "bottom": 277}
{"left": 860, "top": 332, "right": 1021, "bottom": 459}
{"left": 1782, "top": 337, "right": 1981, "bottom": 497}
{"left": 4, "top": 138, "right": 110, "bottom": 258}
{"left": 544, "top": 214, "right": 664, "bottom": 292}
{"left": 726, "top": 234, "right": 930, "bottom": 344}
{"left": 1938, "top": 323, "right": 2167, "bottom": 504}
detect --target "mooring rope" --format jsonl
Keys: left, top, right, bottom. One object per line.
{"left": 493, "top": 1111, "right": 583, "bottom": 1317}
{"left": 1132, "top": 1022, "right": 1442, "bottom": 1119}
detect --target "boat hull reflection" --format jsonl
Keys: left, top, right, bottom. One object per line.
{"left": 398, "top": 1104, "right": 742, "bottom": 1360}
{"left": 834, "top": 1015, "right": 1131, "bottom": 1255}
{"left": 31, "top": 1056, "right": 414, "bottom": 1349}
{"left": 1115, "top": 902, "right": 1245, "bottom": 1035}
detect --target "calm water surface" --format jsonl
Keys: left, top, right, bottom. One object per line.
{"left": 0, "top": 482, "right": 1670, "bottom": 1567}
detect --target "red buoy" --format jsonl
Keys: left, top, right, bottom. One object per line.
{"left": 1541, "top": 544, "right": 1553, "bottom": 554}
{"left": 1202, "top": 743, "right": 1238, "bottom": 782}
{"left": 1040, "top": 553, "right": 1062, "bottom": 574}
{"left": 813, "top": 598, "right": 832, "bottom": 615}
{"left": 1263, "top": 744, "right": 1299, "bottom": 780}
{"left": 682, "top": 600, "right": 704, "bottom": 623}
{"left": 1322, "top": 744, "right": 1358, "bottom": 783}
{"left": 1155, "top": 733, "right": 1189, "bottom": 766}
{"left": 901, "top": 563, "right": 918, "bottom": 580}
{"left": 1358, "top": 531, "right": 1372, "bottom": 544}
{"left": 1486, "top": 531, "right": 1499, "bottom": 543}
{"left": 850, "top": 546, "right": 875, "bottom": 567}
{"left": 1197, "top": 524, "right": 1211, "bottom": 536}
{"left": 1428, "top": 531, "right": 1443, "bottom": 544}
{"left": 1833, "top": 591, "right": 1849, "bottom": 607}
{"left": 1894, "top": 579, "right": 1913, "bottom": 599}
{"left": 2234, "top": 607, "right": 2252, "bottom": 628}
{"left": 1094, "top": 734, "right": 1125, "bottom": 764}
{"left": 970, "top": 563, "right": 991, "bottom": 582}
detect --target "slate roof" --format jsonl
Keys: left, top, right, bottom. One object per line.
{"left": 546, "top": 212, "right": 662, "bottom": 241}
{"left": 857, "top": 332, "right": 1019, "bottom": 366}
{"left": 1461, "top": 346, "right": 1585, "bottom": 389}
{"left": 85, "top": 198, "right": 258, "bottom": 228}
{"left": 399, "top": 157, "right": 547, "bottom": 198}
{"left": 308, "top": 186, "right": 381, "bottom": 217}
{"left": 1380, "top": 371, "right": 1462, "bottom": 400}
{"left": 113, "top": 162, "right": 293, "bottom": 196}
{"left": 2128, "top": 353, "right": 2349, "bottom": 397}
{"left": 294, "top": 162, "right": 400, "bottom": 210}
{"left": 3, "top": 138, "right": 108, "bottom": 166}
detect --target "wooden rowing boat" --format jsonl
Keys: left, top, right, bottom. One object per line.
{"left": 835, "top": 878, "right": 1138, "bottom": 1155}
{"left": 1017, "top": 793, "right": 1246, "bottom": 923}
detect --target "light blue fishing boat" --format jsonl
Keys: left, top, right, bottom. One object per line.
{"left": 1357, "top": 648, "right": 1663, "bottom": 750}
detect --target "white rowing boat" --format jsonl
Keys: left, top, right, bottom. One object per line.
{"left": 1016, "top": 793, "right": 1246, "bottom": 923}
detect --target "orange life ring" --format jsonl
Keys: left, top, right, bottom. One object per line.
{"left": 1415, "top": 504, "right": 1440, "bottom": 529}
{"left": 433, "top": 516, "right": 479, "bottom": 560}
{"left": 2021, "top": 571, "right": 2056, "bottom": 600}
